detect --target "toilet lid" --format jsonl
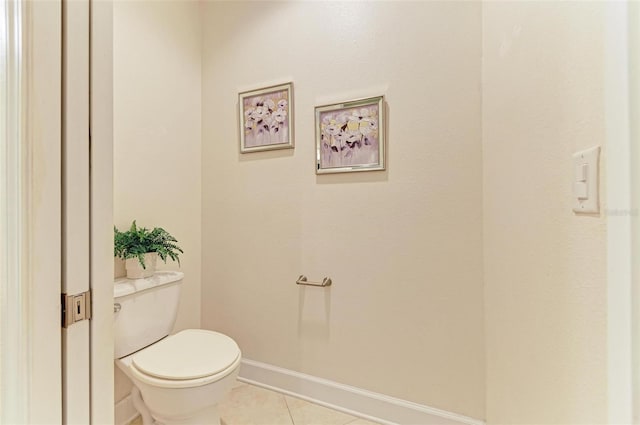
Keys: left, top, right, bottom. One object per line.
{"left": 132, "top": 329, "right": 240, "bottom": 380}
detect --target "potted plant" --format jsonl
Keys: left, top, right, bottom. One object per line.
{"left": 114, "top": 220, "right": 184, "bottom": 279}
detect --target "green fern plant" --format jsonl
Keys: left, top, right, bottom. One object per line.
{"left": 114, "top": 220, "right": 184, "bottom": 269}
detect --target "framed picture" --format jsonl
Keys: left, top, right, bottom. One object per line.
{"left": 239, "top": 82, "right": 294, "bottom": 153}
{"left": 315, "top": 95, "right": 385, "bottom": 174}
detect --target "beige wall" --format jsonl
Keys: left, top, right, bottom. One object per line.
{"left": 482, "top": 2, "right": 608, "bottom": 423}
{"left": 113, "top": 0, "right": 202, "bottom": 402}
{"left": 109, "top": 1, "right": 614, "bottom": 421}
{"left": 201, "top": 1, "right": 485, "bottom": 419}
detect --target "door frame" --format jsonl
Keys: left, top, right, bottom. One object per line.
{"left": 0, "top": 0, "right": 114, "bottom": 422}
{"left": 28, "top": 1, "right": 64, "bottom": 421}
{"left": 1, "top": 0, "right": 63, "bottom": 422}
{"left": 629, "top": 3, "right": 640, "bottom": 422}
{"left": 605, "top": 1, "right": 638, "bottom": 423}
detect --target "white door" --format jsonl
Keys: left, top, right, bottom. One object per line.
{"left": 63, "top": 0, "right": 114, "bottom": 423}
{"left": 1, "top": 0, "right": 113, "bottom": 423}
{"left": 62, "top": 0, "right": 92, "bottom": 422}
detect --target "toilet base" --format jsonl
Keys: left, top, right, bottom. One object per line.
{"left": 131, "top": 387, "right": 155, "bottom": 425}
{"left": 133, "top": 385, "right": 222, "bottom": 425}
{"left": 132, "top": 383, "right": 226, "bottom": 425}
{"left": 151, "top": 405, "right": 221, "bottom": 425}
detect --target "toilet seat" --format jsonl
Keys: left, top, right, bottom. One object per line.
{"left": 128, "top": 329, "right": 241, "bottom": 389}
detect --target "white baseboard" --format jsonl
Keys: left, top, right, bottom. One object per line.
{"left": 238, "top": 358, "right": 484, "bottom": 425}
{"left": 115, "top": 394, "right": 139, "bottom": 425}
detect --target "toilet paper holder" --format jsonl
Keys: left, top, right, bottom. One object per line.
{"left": 296, "top": 275, "right": 332, "bottom": 287}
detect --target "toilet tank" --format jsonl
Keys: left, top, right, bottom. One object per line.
{"left": 113, "top": 271, "right": 183, "bottom": 359}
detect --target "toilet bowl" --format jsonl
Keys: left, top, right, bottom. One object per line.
{"left": 114, "top": 272, "right": 241, "bottom": 425}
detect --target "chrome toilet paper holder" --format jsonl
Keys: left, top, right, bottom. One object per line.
{"left": 296, "top": 275, "right": 332, "bottom": 287}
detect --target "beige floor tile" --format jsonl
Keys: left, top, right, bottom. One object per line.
{"left": 128, "top": 416, "right": 142, "bottom": 425}
{"left": 219, "top": 384, "right": 294, "bottom": 425}
{"left": 284, "top": 396, "right": 356, "bottom": 425}
{"left": 232, "top": 379, "right": 248, "bottom": 389}
{"left": 282, "top": 394, "right": 309, "bottom": 410}
{"left": 127, "top": 384, "right": 378, "bottom": 425}
{"left": 345, "top": 419, "right": 383, "bottom": 425}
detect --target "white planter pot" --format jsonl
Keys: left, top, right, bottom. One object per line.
{"left": 125, "top": 252, "right": 158, "bottom": 279}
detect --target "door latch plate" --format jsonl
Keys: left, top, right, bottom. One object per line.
{"left": 61, "top": 290, "right": 92, "bottom": 328}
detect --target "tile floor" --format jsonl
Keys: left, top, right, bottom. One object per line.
{"left": 129, "top": 381, "right": 381, "bottom": 425}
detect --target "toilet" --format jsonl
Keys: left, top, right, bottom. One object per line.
{"left": 114, "top": 271, "right": 241, "bottom": 425}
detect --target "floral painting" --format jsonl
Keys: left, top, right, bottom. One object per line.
{"left": 239, "top": 83, "right": 294, "bottom": 153}
{"left": 316, "top": 96, "right": 385, "bottom": 174}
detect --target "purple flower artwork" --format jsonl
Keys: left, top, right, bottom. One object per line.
{"left": 239, "top": 83, "right": 293, "bottom": 153}
{"left": 316, "top": 96, "right": 385, "bottom": 174}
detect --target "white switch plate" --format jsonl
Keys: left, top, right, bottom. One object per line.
{"left": 572, "top": 146, "right": 600, "bottom": 214}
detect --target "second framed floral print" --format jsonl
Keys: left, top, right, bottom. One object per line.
{"left": 239, "top": 82, "right": 294, "bottom": 153}
{"left": 315, "top": 96, "right": 385, "bottom": 174}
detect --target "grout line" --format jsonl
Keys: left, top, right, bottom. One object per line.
{"left": 283, "top": 393, "right": 297, "bottom": 425}
{"left": 279, "top": 386, "right": 363, "bottom": 425}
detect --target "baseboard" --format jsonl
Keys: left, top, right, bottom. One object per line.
{"left": 115, "top": 394, "right": 139, "bottom": 425}
{"left": 238, "top": 358, "right": 484, "bottom": 425}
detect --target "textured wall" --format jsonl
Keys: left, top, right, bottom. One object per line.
{"left": 201, "top": 1, "right": 485, "bottom": 419}
{"left": 111, "top": 2, "right": 613, "bottom": 421}
{"left": 482, "top": 2, "right": 608, "bottom": 423}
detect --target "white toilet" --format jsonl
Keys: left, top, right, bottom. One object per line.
{"left": 114, "top": 271, "right": 241, "bottom": 425}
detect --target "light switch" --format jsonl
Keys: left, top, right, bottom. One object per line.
{"left": 575, "top": 163, "right": 588, "bottom": 182}
{"left": 572, "top": 146, "right": 600, "bottom": 214}
{"left": 573, "top": 181, "right": 588, "bottom": 199}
